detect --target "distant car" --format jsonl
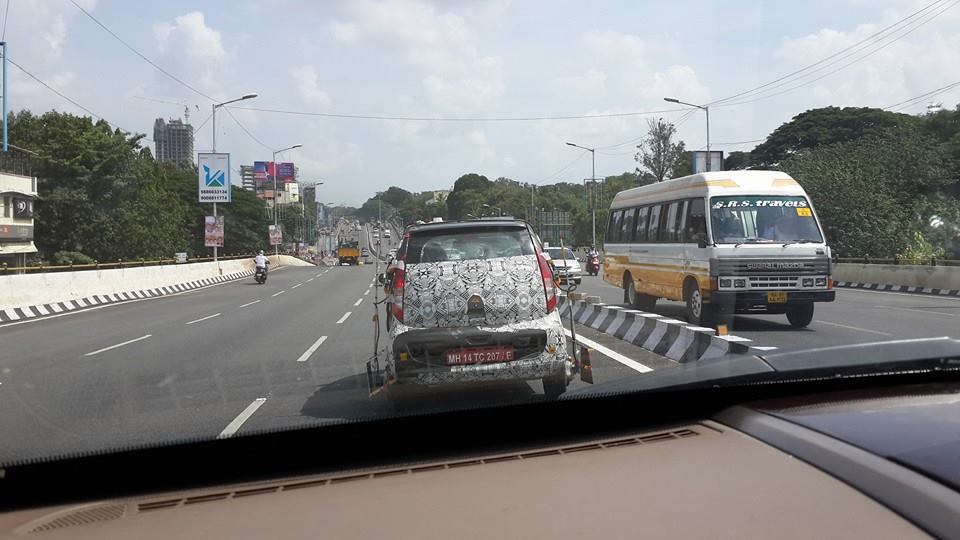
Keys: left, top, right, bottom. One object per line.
{"left": 383, "top": 219, "right": 571, "bottom": 402}
{"left": 545, "top": 247, "right": 583, "bottom": 285}
{"left": 384, "top": 230, "right": 392, "bottom": 238}
{"left": 388, "top": 248, "right": 397, "bottom": 258}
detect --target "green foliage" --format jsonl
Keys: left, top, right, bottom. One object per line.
{"left": 750, "top": 107, "right": 918, "bottom": 166}
{"left": 724, "top": 151, "right": 751, "bottom": 170}
{"left": 635, "top": 118, "right": 686, "bottom": 182}
{"left": 51, "top": 251, "right": 95, "bottom": 265}
{"left": 896, "top": 231, "right": 946, "bottom": 264}
{"left": 9, "top": 109, "right": 270, "bottom": 261}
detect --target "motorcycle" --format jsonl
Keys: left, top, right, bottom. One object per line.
{"left": 586, "top": 254, "right": 601, "bottom": 276}
{"left": 254, "top": 265, "right": 268, "bottom": 284}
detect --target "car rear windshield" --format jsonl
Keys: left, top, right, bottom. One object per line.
{"left": 405, "top": 226, "right": 535, "bottom": 264}
{"left": 547, "top": 248, "right": 576, "bottom": 261}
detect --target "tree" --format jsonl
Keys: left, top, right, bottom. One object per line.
{"left": 635, "top": 117, "right": 686, "bottom": 182}
{"left": 750, "top": 106, "right": 918, "bottom": 166}
{"left": 724, "top": 151, "right": 751, "bottom": 170}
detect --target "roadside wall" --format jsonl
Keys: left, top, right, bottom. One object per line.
{"left": 833, "top": 263, "right": 960, "bottom": 292}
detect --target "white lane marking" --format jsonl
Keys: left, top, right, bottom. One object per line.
{"left": 336, "top": 311, "right": 352, "bottom": 324}
{"left": 814, "top": 320, "right": 891, "bottom": 336}
{"left": 156, "top": 374, "right": 177, "bottom": 388}
{"left": 186, "top": 312, "right": 221, "bottom": 325}
{"left": 292, "top": 283, "right": 303, "bottom": 289}
{"left": 364, "top": 289, "right": 371, "bottom": 296}
{"left": 217, "top": 398, "right": 267, "bottom": 439}
{"left": 874, "top": 305, "right": 960, "bottom": 318}
{"left": 307, "top": 278, "right": 314, "bottom": 283}
{"left": 84, "top": 334, "right": 152, "bottom": 357}
{"left": 240, "top": 299, "right": 261, "bottom": 308}
{"left": 563, "top": 329, "right": 652, "bottom": 373}
{"left": 367, "top": 284, "right": 373, "bottom": 290}
{"left": 316, "top": 273, "right": 322, "bottom": 277}
{"left": 272, "top": 290, "right": 286, "bottom": 297}
{"left": 353, "top": 298, "right": 363, "bottom": 306}
{"left": 840, "top": 288, "right": 960, "bottom": 302}
{"left": 296, "top": 336, "right": 329, "bottom": 363}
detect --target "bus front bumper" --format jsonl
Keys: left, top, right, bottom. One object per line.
{"left": 708, "top": 290, "right": 836, "bottom": 313}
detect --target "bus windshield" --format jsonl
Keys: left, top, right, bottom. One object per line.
{"left": 710, "top": 196, "right": 823, "bottom": 244}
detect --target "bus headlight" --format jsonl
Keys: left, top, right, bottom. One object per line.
{"left": 815, "top": 277, "right": 827, "bottom": 287}
{"left": 734, "top": 279, "right": 746, "bottom": 288}
{"left": 720, "top": 279, "right": 732, "bottom": 288}
{"left": 802, "top": 278, "right": 814, "bottom": 287}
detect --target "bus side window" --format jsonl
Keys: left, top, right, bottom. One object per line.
{"left": 664, "top": 202, "right": 680, "bottom": 242}
{"left": 676, "top": 200, "right": 689, "bottom": 243}
{"left": 686, "top": 198, "right": 707, "bottom": 243}
{"left": 621, "top": 208, "right": 637, "bottom": 242}
{"left": 609, "top": 210, "right": 623, "bottom": 242}
{"left": 635, "top": 206, "right": 649, "bottom": 242}
{"left": 647, "top": 205, "right": 662, "bottom": 242}
{"left": 606, "top": 211, "right": 618, "bottom": 242}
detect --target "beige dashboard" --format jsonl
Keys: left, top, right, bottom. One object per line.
{"left": 0, "top": 421, "right": 926, "bottom": 539}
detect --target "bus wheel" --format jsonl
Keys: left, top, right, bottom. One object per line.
{"left": 685, "top": 281, "right": 708, "bottom": 326}
{"left": 625, "top": 275, "right": 656, "bottom": 311}
{"left": 786, "top": 303, "right": 815, "bottom": 328}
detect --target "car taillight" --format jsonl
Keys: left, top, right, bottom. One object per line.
{"left": 538, "top": 253, "right": 557, "bottom": 313}
{"left": 391, "top": 262, "right": 405, "bottom": 322}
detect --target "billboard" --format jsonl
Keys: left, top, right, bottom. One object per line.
{"left": 269, "top": 224, "right": 283, "bottom": 246}
{"left": 204, "top": 215, "right": 224, "bottom": 247}
{"left": 692, "top": 151, "right": 724, "bottom": 174}
{"left": 278, "top": 162, "right": 295, "bottom": 181}
{"left": 197, "top": 153, "right": 231, "bottom": 203}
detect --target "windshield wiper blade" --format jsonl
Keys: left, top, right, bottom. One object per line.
{"left": 781, "top": 239, "right": 816, "bottom": 247}
{"left": 733, "top": 237, "right": 763, "bottom": 247}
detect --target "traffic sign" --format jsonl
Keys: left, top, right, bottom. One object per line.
{"left": 198, "top": 153, "right": 232, "bottom": 203}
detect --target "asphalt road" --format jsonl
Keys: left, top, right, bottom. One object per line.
{"left": 0, "top": 230, "right": 668, "bottom": 465}
{"left": 573, "top": 268, "right": 960, "bottom": 351}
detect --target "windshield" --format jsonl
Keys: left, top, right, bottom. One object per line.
{"left": 547, "top": 248, "right": 576, "bottom": 261}
{"left": 1, "top": 2, "right": 958, "bottom": 469}
{"left": 710, "top": 196, "right": 824, "bottom": 244}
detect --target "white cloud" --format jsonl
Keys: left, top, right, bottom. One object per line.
{"left": 582, "top": 30, "right": 651, "bottom": 65}
{"left": 328, "top": 0, "right": 504, "bottom": 111}
{"left": 551, "top": 69, "right": 608, "bottom": 98}
{"left": 289, "top": 65, "right": 332, "bottom": 109}
{"left": 153, "top": 12, "right": 227, "bottom": 91}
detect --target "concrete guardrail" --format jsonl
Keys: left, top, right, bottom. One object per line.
{"left": 833, "top": 263, "right": 960, "bottom": 296}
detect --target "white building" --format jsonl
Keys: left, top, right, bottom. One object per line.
{"left": 0, "top": 172, "right": 38, "bottom": 269}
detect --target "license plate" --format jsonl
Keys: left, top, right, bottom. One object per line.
{"left": 445, "top": 346, "right": 516, "bottom": 365}
{"left": 767, "top": 291, "right": 788, "bottom": 303}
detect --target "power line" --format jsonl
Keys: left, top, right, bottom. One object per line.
{"left": 884, "top": 79, "right": 960, "bottom": 111}
{"left": 67, "top": 0, "right": 215, "bottom": 102}
{"left": 710, "top": 139, "right": 765, "bottom": 146}
{"left": 709, "top": 0, "right": 950, "bottom": 106}
{"left": 223, "top": 106, "right": 274, "bottom": 151}
{"left": 225, "top": 105, "right": 689, "bottom": 123}
{"left": 714, "top": 0, "right": 958, "bottom": 108}
{"left": 193, "top": 111, "right": 214, "bottom": 132}
{"left": 7, "top": 56, "right": 151, "bottom": 142}
{"left": 532, "top": 151, "right": 589, "bottom": 185}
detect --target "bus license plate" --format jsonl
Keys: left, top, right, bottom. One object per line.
{"left": 446, "top": 346, "right": 516, "bottom": 365}
{"left": 767, "top": 292, "right": 788, "bottom": 303}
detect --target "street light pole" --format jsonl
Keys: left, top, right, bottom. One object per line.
{"left": 566, "top": 142, "right": 597, "bottom": 247}
{"left": 664, "top": 97, "right": 710, "bottom": 172}
{"left": 210, "top": 93, "right": 258, "bottom": 263}
{"left": 272, "top": 143, "right": 303, "bottom": 256}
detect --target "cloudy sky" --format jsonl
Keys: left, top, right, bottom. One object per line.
{"left": 5, "top": 0, "right": 960, "bottom": 205}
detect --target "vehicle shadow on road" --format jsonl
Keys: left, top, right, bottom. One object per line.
{"left": 298, "top": 372, "right": 543, "bottom": 419}
{"left": 730, "top": 316, "right": 815, "bottom": 333}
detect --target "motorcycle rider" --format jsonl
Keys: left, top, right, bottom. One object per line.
{"left": 587, "top": 246, "right": 599, "bottom": 259}
{"left": 254, "top": 250, "right": 270, "bottom": 278}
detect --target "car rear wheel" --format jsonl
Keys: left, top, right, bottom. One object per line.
{"left": 786, "top": 303, "right": 815, "bottom": 328}
{"left": 542, "top": 372, "right": 567, "bottom": 400}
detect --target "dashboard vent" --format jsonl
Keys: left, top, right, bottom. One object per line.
{"left": 22, "top": 504, "right": 126, "bottom": 534}
{"left": 130, "top": 427, "right": 700, "bottom": 514}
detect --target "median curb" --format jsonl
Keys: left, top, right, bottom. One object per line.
{"left": 558, "top": 295, "right": 774, "bottom": 363}
{"left": 834, "top": 280, "right": 960, "bottom": 297}
{"left": 0, "top": 270, "right": 254, "bottom": 325}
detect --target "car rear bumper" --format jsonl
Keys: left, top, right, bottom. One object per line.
{"left": 709, "top": 289, "right": 836, "bottom": 313}
{"left": 389, "top": 314, "right": 569, "bottom": 385}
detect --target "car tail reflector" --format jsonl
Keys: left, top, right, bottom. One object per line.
{"left": 538, "top": 253, "right": 557, "bottom": 313}
{"left": 391, "top": 261, "right": 405, "bottom": 323}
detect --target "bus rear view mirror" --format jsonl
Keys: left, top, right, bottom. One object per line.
{"left": 696, "top": 234, "right": 709, "bottom": 249}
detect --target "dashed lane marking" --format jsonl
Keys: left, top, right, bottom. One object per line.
{"left": 292, "top": 283, "right": 303, "bottom": 289}
{"left": 84, "top": 334, "right": 152, "bottom": 357}
{"left": 296, "top": 336, "right": 329, "bottom": 363}
{"left": 364, "top": 289, "right": 371, "bottom": 296}
{"left": 814, "top": 320, "right": 891, "bottom": 336}
{"left": 354, "top": 298, "right": 363, "bottom": 306}
{"left": 272, "top": 290, "right": 285, "bottom": 297}
{"left": 239, "top": 300, "right": 261, "bottom": 308}
{"left": 217, "top": 398, "right": 267, "bottom": 439}
{"left": 185, "top": 313, "right": 221, "bottom": 325}
{"left": 336, "top": 312, "right": 352, "bottom": 324}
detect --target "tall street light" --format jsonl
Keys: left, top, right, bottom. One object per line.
{"left": 664, "top": 97, "right": 710, "bottom": 172}
{"left": 210, "top": 92, "right": 258, "bottom": 263}
{"left": 566, "top": 141, "right": 597, "bottom": 247}
{"left": 273, "top": 143, "right": 303, "bottom": 255}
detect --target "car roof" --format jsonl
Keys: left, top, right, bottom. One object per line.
{"left": 405, "top": 219, "right": 530, "bottom": 234}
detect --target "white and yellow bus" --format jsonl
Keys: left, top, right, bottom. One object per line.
{"left": 603, "top": 170, "right": 835, "bottom": 328}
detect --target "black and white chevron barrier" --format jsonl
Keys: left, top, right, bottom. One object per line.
{"left": 834, "top": 280, "right": 960, "bottom": 297}
{"left": 0, "top": 270, "right": 254, "bottom": 324}
{"left": 558, "top": 295, "right": 775, "bottom": 363}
